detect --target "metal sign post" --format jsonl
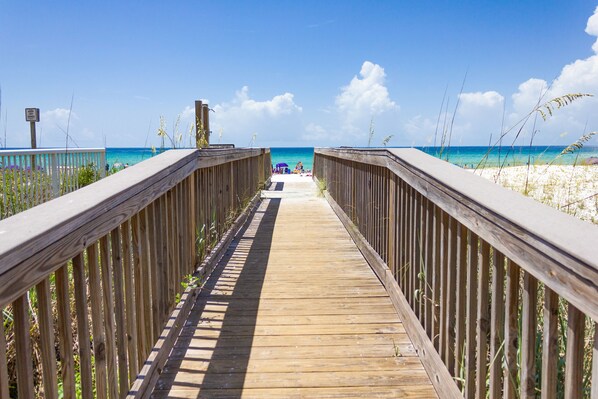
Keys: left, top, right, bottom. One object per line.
{"left": 25, "top": 108, "right": 40, "bottom": 149}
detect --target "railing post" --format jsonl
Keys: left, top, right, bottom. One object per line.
{"left": 50, "top": 153, "right": 60, "bottom": 198}
{"left": 100, "top": 150, "right": 107, "bottom": 178}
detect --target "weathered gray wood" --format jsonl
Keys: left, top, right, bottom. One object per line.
{"left": 464, "top": 231, "right": 478, "bottom": 399}
{"left": 475, "top": 240, "right": 490, "bottom": 399}
{"left": 0, "top": 149, "right": 269, "bottom": 309}
{"left": 0, "top": 309, "right": 9, "bottom": 398}
{"left": 564, "top": 304, "right": 584, "bottom": 398}
{"left": 520, "top": 272, "right": 537, "bottom": 399}
{"left": 56, "top": 264, "right": 76, "bottom": 399}
{"left": 73, "top": 253, "right": 93, "bottom": 399}
{"left": 0, "top": 312, "right": 9, "bottom": 399}
{"left": 592, "top": 324, "right": 598, "bottom": 399}
{"left": 489, "top": 250, "right": 505, "bottom": 398}
{"left": 100, "top": 235, "right": 119, "bottom": 399}
{"left": 122, "top": 219, "right": 139, "bottom": 381}
{"left": 541, "top": 287, "right": 558, "bottom": 399}
{"left": 128, "top": 185, "right": 264, "bottom": 399}
{"left": 324, "top": 188, "right": 462, "bottom": 399}
{"left": 88, "top": 243, "right": 108, "bottom": 399}
{"left": 14, "top": 295, "right": 34, "bottom": 399}
{"left": 110, "top": 226, "right": 130, "bottom": 397}
{"left": 315, "top": 148, "right": 598, "bottom": 322}
{"left": 503, "top": 260, "right": 519, "bottom": 399}
{"left": 36, "top": 277, "right": 58, "bottom": 399}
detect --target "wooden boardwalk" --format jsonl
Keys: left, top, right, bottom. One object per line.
{"left": 152, "top": 176, "right": 437, "bottom": 398}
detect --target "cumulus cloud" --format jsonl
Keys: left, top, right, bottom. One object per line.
{"left": 187, "top": 86, "right": 303, "bottom": 146}
{"left": 407, "top": 7, "right": 598, "bottom": 147}
{"left": 335, "top": 61, "right": 397, "bottom": 133}
{"left": 586, "top": 6, "right": 598, "bottom": 53}
{"left": 41, "top": 108, "right": 79, "bottom": 127}
{"left": 302, "top": 123, "right": 330, "bottom": 141}
{"left": 219, "top": 86, "right": 302, "bottom": 116}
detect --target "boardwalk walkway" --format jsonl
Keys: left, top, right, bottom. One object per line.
{"left": 152, "top": 176, "right": 437, "bottom": 398}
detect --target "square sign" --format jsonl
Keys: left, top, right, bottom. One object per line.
{"left": 25, "top": 108, "right": 40, "bottom": 122}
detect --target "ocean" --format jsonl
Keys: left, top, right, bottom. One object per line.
{"left": 106, "top": 146, "right": 598, "bottom": 171}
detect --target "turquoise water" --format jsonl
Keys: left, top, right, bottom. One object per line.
{"left": 105, "top": 146, "right": 598, "bottom": 170}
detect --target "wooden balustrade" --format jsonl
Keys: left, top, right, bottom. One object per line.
{"left": 0, "top": 148, "right": 107, "bottom": 219}
{"left": 314, "top": 147, "right": 598, "bottom": 399}
{"left": 0, "top": 148, "right": 270, "bottom": 398}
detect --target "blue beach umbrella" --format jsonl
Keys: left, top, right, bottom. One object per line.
{"left": 275, "top": 162, "right": 288, "bottom": 168}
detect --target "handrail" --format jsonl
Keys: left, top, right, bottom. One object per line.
{"left": 0, "top": 147, "right": 106, "bottom": 156}
{"left": 0, "top": 147, "right": 271, "bottom": 398}
{"left": 315, "top": 147, "right": 598, "bottom": 398}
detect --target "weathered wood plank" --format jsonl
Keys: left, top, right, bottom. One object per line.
{"left": 503, "top": 260, "right": 520, "bottom": 399}
{"left": 564, "top": 304, "right": 585, "bottom": 398}
{"left": 520, "top": 272, "right": 538, "bottom": 399}
{"left": 56, "top": 264, "right": 76, "bottom": 399}
{"left": 150, "top": 177, "right": 440, "bottom": 398}
{"left": 14, "top": 295, "right": 34, "bottom": 399}
{"left": 0, "top": 312, "right": 9, "bottom": 399}
{"left": 87, "top": 243, "right": 108, "bottom": 399}
{"left": 315, "top": 148, "right": 598, "bottom": 323}
{"left": 73, "top": 253, "right": 93, "bottom": 399}
{"left": 36, "top": 277, "right": 58, "bottom": 399}
{"left": 541, "top": 287, "right": 558, "bottom": 399}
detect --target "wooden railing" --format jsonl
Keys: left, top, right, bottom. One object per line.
{"left": 314, "top": 148, "right": 598, "bottom": 399}
{"left": 0, "top": 148, "right": 106, "bottom": 219}
{"left": 0, "top": 148, "right": 270, "bottom": 398}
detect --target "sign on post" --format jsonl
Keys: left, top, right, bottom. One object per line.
{"left": 25, "top": 108, "right": 40, "bottom": 122}
{"left": 25, "top": 107, "right": 40, "bottom": 149}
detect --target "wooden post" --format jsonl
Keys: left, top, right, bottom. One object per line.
{"left": 194, "top": 101, "right": 203, "bottom": 148}
{"left": 29, "top": 122, "right": 37, "bottom": 149}
{"left": 202, "top": 104, "right": 210, "bottom": 146}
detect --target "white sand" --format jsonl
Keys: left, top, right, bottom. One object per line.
{"left": 473, "top": 165, "right": 598, "bottom": 224}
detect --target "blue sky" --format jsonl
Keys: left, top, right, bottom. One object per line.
{"left": 1, "top": 1, "right": 598, "bottom": 148}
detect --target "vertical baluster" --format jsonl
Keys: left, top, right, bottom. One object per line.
{"left": 475, "top": 240, "right": 491, "bottom": 399}
{"left": 541, "top": 287, "right": 558, "bottom": 399}
{"left": 36, "top": 277, "right": 59, "bottom": 398}
{"left": 464, "top": 231, "right": 478, "bottom": 398}
{"left": 132, "top": 214, "right": 147, "bottom": 366}
{"left": 88, "top": 243, "right": 107, "bottom": 399}
{"left": 14, "top": 295, "right": 34, "bottom": 398}
{"left": 56, "top": 264, "right": 76, "bottom": 398}
{"left": 424, "top": 198, "right": 434, "bottom": 340}
{"left": 110, "top": 226, "right": 130, "bottom": 396}
{"left": 564, "top": 304, "right": 585, "bottom": 398}
{"left": 73, "top": 253, "right": 93, "bottom": 398}
{"left": 432, "top": 205, "right": 441, "bottom": 350}
{"left": 0, "top": 311, "right": 9, "bottom": 398}
{"left": 439, "top": 210, "right": 448, "bottom": 361}
{"left": 504, "top": 260, "right": 520, "bottom": 399}
{"left": 122, "top": 219, "right": 139, "bottom": 381}
{"left": 521, "top": 272, "right": 538, "bottom": 399}
{"left": 591, "top": 325, "right": 598, "bottom": 399}
{"left": 100, "top": 235, "right": 119, "bottom": 399}
{"left": 489, "top": 251, "right": 505, "bottom": 398}
{"left": 455, "top": 224, "right": 467, "bottom": 380}
{"left": 445, "top": 217, "right": 457, "bottom": 374}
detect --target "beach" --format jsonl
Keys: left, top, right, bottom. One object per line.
{"left": 473, "top": 165, "right": 598, "bottom": 224}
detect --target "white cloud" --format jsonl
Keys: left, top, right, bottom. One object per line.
{"left": 586, "top": 6, "right": 598, "bottom": 53}
{"left": 335, "top": 61, "right": 397, "bottom": 133}
{"left": 41, "top": 108, "right": 79, "bottom": 128}
{"left": 302, "top": 123, "right": 330, "bottom": 141}
{"left": 189, "top": 86, "right": 303, "bottom": 146}
{"left": 460, "top": 91, "right": 504, "bottom": 109}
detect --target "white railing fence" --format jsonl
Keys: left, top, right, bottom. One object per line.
{"left": 0, "top": 148, "right": 106, "bottom": 219}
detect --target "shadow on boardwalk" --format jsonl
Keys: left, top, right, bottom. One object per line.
{"left": 153, "top": 197, "right": 281, "bottom": 398}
